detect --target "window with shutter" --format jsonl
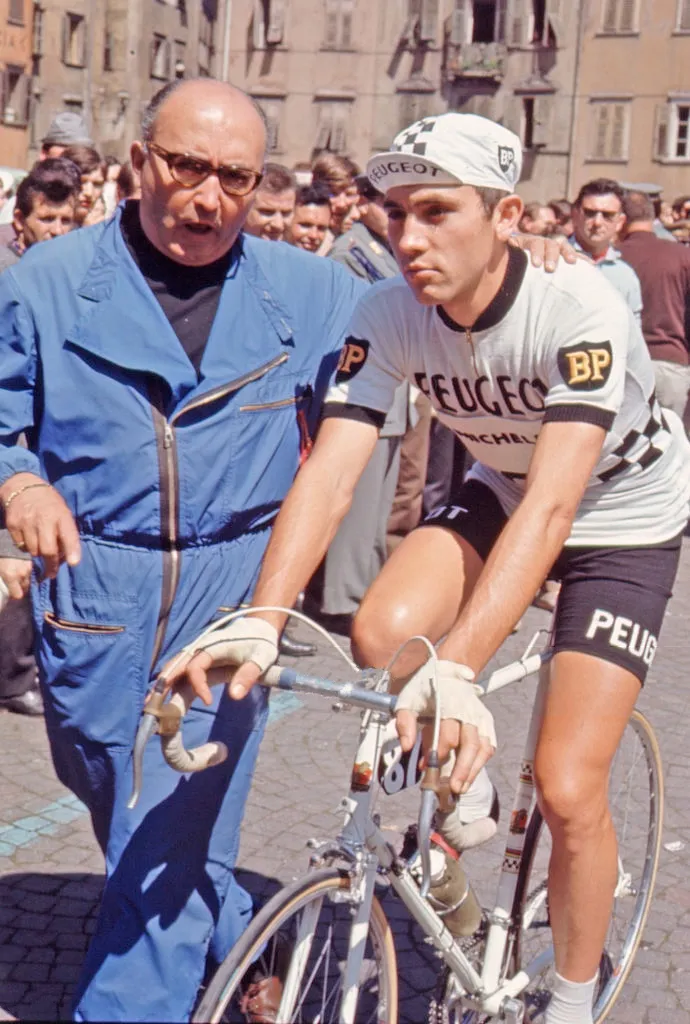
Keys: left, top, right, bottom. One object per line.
{"left": 545, "top": 0, "right": 564, "bottom": 43}
{"left": 257, "top": 99, "right": 283, "bottom": 152}
{"left": 8, "top": 0, "right": 24, "bottom": 25}
{"left": 332, "top": 106, "right": 348, "bottom": 152}
{"left": 593, "top": 104, "right": 610, "bottom": 159}
{"left": 602, "top": 0, "right": 638, "bottom": 32}
{"left": 589, "top": 101, "right": 629, "bottom": 159}
{"left": 3, "top": 66, "right": 29, "bottom": 126}
{"left": 610, "top": 104, "right": 626, "bottom": 158}
{"left": 508, "top": 0, "right": 530, "bottom": 46}
{"left": 618, "top": 0, "right": 636, "bottom": 31}
{"left": 266, "top": 0, "right": 286, "bottom": 45}
{"left": 450, "top": 0, "right": 468, "bottom": 44}
{"left": 653, "top": 104, "right": 669, "bottom": 159}
{"left": 494, "top": 0, "right": 507, "bottom": 40}
{"left": 420, "top": 0, "right": 439, "bottom": 41}
{"left": 32, "top": 4, "right": 44, "bottom": 56}
{"left": 602, "top": 0, "right": 618, "bottom": 31}
{"left": 675, "top": 104, "right": 690, "bottom": 158}
{"left": 322, "top": 0, "right": 355, "bottom": 49}
{"left": 150, "top": 34, "right": 170, "bottom": 79}
{"left": 62, "top": 13, "right": 86, "bottom": 68}
{"left": 677, "top": 0, "right": 690, "bottom": 30}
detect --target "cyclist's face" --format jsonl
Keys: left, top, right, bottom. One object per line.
{"left": 385, "top": 184, "right": 516, "bottom": 307}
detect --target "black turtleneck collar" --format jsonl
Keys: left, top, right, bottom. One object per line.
{"left": 437, "top": 244, "right": 528, "bottom": 334}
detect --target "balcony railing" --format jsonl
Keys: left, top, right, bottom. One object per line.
{"left": 446, "top": 41, "right": 507, "bottom": 81}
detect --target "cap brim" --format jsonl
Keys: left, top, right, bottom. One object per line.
{"left": 366, "top": 151, "right": 460, "bottom": 193}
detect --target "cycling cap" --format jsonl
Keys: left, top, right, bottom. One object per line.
{"left": 366, "top": 112, "right": 522, "bottom": 194}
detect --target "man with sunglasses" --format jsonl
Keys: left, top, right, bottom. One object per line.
{"left": 0, "top": 78, "right": 364, "bottom": 1021}
{"left": 571, "top": 178, "right": 642, "bottom": 324}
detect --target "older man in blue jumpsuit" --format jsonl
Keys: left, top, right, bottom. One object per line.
{"left": 0, "top": 79, "right": 364, "bottom": 1020}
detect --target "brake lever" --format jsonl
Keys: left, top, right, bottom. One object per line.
{"left": 128, "top": 678, "right": 174, "bottom": 810}
{"left": 418, "top": 753, "right": 458, "bottom": 898}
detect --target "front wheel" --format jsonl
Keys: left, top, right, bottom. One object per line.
{"left": 511, "top": 708, "right": 664, "bottom": 1022}
{"left": 194, "top": 867, "right": 399, "bottom": 1024}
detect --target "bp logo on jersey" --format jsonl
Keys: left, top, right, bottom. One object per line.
{"left": 336, "top": 336, "right": 370, "bottom": 383}
{"left": 558, "top": 340, "right": 613, "bottom": 391}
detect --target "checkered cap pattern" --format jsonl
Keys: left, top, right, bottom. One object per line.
{"left": 392, "top": 117, "right": 438, "bottom": 157}
{"left": 598, "top": 393, "right": 670, "bottom": 483}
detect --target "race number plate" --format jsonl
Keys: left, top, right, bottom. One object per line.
{"left": 376, "top": 718, "right": 423, "bottom": 796}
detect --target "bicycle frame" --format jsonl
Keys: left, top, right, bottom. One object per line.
{"left": 265, "top": 641, "right": 552, "bottom": 1022}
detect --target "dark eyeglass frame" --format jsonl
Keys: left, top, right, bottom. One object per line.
{"left": 146, "top": 142, "right": 263, "bottom": 197}
{"left": 580, "top": 206, "right": 619, "bottom": 221}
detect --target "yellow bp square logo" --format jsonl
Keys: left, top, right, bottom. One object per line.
{"left": 558, "top": 340, "right": 612, "bottom": 391}
{"left": 335, "top": 336, "right": 370, "bottom": 383}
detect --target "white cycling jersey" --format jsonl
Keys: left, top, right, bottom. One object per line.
{"left": 324, "top": 248, "right": 690, "bottom": 546}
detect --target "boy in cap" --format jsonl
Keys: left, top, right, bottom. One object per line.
{"left": 173, "top": 113, "right": 690, "bottom": 1023}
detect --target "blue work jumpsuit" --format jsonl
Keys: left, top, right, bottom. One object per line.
{"left": 0, "top": 209, "right": 364, "bottom": 1021}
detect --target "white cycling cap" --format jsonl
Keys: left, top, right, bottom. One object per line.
{"left": 366, "top": 112, "right": 522, "bottom": 194}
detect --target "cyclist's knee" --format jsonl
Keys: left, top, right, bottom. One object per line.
{"left": 535, "top": 758, "right": 609, "bottom": 844}
{"left": 351, "top": 595, "right": 424, "bottom": 672}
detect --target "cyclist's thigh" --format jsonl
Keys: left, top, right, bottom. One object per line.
{"left": 535, "top": 537, "right": 680, "bottom": 798}
{"left": 352, "top": 479, "right": 507, "bottom": 673}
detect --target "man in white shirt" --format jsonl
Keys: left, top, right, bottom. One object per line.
{"left": 570, "top": 178, "right": 642, "bottom": 324}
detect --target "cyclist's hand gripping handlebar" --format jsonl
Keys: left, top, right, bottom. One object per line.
{"left": 128, "top": 617, "right": 279, "bottom": 809}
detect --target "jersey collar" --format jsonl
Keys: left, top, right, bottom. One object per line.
{"left": 436, "top": 244, "right": 527, "bottom": 334}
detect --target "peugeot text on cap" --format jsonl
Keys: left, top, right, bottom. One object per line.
{"left": 366, "top": 112, "right": 522, "bottom": 194}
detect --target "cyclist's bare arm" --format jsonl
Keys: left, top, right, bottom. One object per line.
{"left": 170, "top": 416, "right": 379, "bottom": 699}
{"left": 439, "top": 419, "right": 606, "bottom": 675}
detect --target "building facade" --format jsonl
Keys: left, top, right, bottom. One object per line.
{"left": 29, "top": 0, "right": 226, "bottom": 162}
{"left": 569, "top": 0, "right": 690, "bottom": 199}
{"left": 0, "top": 0, "right": 32, "bottom": 168}
{"left": 21, "top": 0, "right": 690, "bottom": 201}
{"left": 221, "top": 1, "right": 579, "bottom": 200}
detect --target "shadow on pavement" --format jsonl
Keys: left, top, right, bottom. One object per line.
{"left": 0, "top": 868, "right": 289, "bottom": 1023}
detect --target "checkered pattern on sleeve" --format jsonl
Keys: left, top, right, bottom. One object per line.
{"left": 598, "top": 393, "right": 670, "bottom": 483}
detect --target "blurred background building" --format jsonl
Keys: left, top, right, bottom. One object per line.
{"left": 0, "top": 0, "right": 686, "bottom": 198}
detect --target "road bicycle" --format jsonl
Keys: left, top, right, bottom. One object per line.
{"left": 130, "top": 613, "right": 663, "bottom": 1024}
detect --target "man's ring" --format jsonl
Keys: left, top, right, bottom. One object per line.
{"left": 16, "top": 540, "right": 26, "bottom": 551}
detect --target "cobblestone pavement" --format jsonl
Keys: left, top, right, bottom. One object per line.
{"left": 1, "top": 542, "right": 689, "bottom": 1021}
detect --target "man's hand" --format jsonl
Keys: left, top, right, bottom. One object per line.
{"left": 0, "top": 472, "right": 80, "bottom": 577}
{"left": 0, "top": 557, "right": 32, "bottom": 599}
{"left": 161, "top": 616, "right": 279, "bottom": 707}
{"left": 395, "top": 659, "right": 496, "bottom": 795}
{"left": 509, "top": 232, "right": 577, "bottom": 272}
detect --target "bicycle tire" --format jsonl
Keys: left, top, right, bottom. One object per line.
{"left": 193, "top": 866, "right": 399, "bottom": 1024}
{"left": 510, "top": 708, "right": 663, "bottom": 1022}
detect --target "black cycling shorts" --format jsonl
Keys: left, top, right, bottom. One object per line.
{"left": 422, "top": 479, "right": 681, "bottom": 683}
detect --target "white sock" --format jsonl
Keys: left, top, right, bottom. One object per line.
{"left": 544, "top": 971, "right": 597, "bottom": 1024}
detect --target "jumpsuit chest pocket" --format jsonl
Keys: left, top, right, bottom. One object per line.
{"left": 222, "top": 374, "right": 314, "bottom": 514}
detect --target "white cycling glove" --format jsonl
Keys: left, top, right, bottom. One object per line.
{"left": 191, "top": 616, "right": 279, "bottom": 674}
{"left": 395, "top": 659, "right": 497, "bottom": 750}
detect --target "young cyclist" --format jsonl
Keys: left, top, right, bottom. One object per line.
{"left": 172, "top": 114, "right": 690, "bottom": 1024}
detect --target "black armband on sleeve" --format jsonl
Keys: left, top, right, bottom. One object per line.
{"left": 543, "top": 404, "right": 615, "bottom": 431}
{"left": 322, "top": 402, "right": 387, "bottom": 430}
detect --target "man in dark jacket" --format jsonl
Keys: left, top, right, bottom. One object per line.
{"left": 619, "top": 190, "right": 690, "bottom": 418}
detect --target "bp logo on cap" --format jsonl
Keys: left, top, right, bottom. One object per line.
{"left": 498, "top": 146, "right": 516, "bottom": 174}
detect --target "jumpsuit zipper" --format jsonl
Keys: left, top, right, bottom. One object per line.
{"left": 148, "top": 352, "right": 290, "bottom": 671}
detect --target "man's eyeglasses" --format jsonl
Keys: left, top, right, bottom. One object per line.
{"left": 146, "top": 142, "right": 263, "bottom": 197}
{"left": 580, "top": 207, "right": 618, "bottom": 221}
